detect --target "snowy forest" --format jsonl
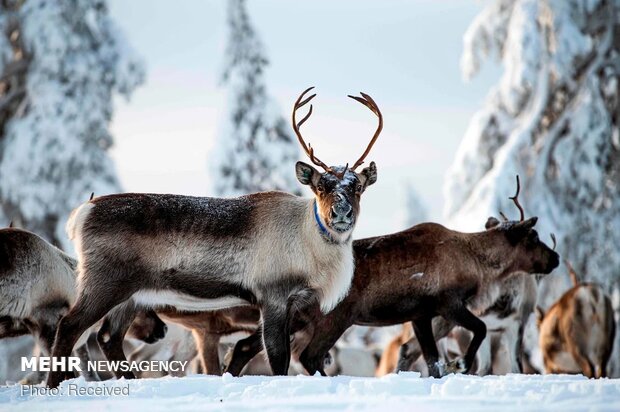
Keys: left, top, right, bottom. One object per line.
{"left": 0, "top": 0, "right": 619, "bottom": 410}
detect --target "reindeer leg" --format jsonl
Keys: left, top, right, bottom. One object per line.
{"left": 411, "top": 316, "right": 443, "bottom": 378}
{"left": 75, "top": 343, "right": 101, "bottom": 381}
{"left": 192, "top": 329, "right": 222, "bottom": 375}
{"left": 261, "top": 303, "right": 291, "bottom": 375}
{"left": 443, "top": 307, "right": 486, "bottom": 375}
{"left": 567, "top": 345, "right": 595, "bottom": 378}
{"left": 18, "top": 323, "right": 55, "bottom": 385}
{"left": 48, "top": 289, "right": 133, "bottom": 388}
{"left": 225, "top": 331, "right": 263, "bottom": 376}
{"left": 475, "top": 332, "right": 492, "bottom": 376}
{"left": 299, "top": 319, "right": 350, "bottom": 376}
{"left": 397, "top": 318, "right": 454, "bottom": 373}
{"left": 97, "top": 300, "right": 139, "bottom": 380}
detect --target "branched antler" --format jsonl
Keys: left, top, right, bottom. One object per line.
{"left": 509, "top": 175, "right": 525, "bottom": 221}
{"left": 292, "top": 88, "right": 383, "bottom": 179}
{"left": 292, "top": 87, "right": 334, "bottom": 174}
{"left": 348, "top": 92, "right": 383, "bottom": 170}
{"left": 564, "top": 259, "right": 579, "bottom": 287}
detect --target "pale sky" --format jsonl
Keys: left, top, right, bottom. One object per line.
{"left": 108, "top": 0, "right": 500, "bottom": 238}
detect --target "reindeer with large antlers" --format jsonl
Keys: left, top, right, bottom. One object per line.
{"left": 46, "top": 88, "right": 383, "bottom": 387}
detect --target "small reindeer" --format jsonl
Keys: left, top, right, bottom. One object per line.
{"left": 163, "top": 308, "right": 259, "bottom": 374}
{"left": 225, "top": 177, "right": 560, "bottom": 377}
{"left": 536, "top": 260, "right": 615, "bottom": 378}
{"left": 46, "top": 88, "right": 382, "bottom": 387}
{"left": 0, "top": 226, "right": 166, "bottom": 383}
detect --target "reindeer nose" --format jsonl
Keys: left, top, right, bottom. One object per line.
{"left": 331, "top": 202, "right": 352, "bottom": 220}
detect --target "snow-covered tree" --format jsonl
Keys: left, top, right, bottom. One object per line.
{"left": 0, "top": 0, "right": 144, "bottom": 248}
{"left": 446, "top": 0, "right": 620, "bottom": 375}
{"left": 210, "top": 0, "right": 300, "bottom": 196}
{"left": 404, "top": 183, "right": 428, "bottom": 227}
{"left": 446, "top": 0, "right": 619, "bottom": 285}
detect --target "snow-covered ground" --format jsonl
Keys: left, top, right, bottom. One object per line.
{"left": 1, "top": 373, "right": 619, "bottom": 411}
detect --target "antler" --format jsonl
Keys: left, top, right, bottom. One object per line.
{"left": 509, "top": 175, "right": 525, "bottom": 221}
{"left": 292, "top": 87, "right": 334, "bottom": 174}
{"left": 550, "top": 233, "right": 556, "bottom": 250}
{"left": 348, "top": 92, "right": 383, "bottom": 170}
{"left": 564, "top": 259, "right": 579, "bottom": 287}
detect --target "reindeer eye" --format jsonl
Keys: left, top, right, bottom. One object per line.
{"left": 317, "top": 184, "right": 324, "bottom": 193}
{"left": 356, "top": 184, "right": 363, "bottom": 193}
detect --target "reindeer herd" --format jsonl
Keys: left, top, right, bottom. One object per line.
{"left": 0, "top": 88, "right": 616, "bottom": 388}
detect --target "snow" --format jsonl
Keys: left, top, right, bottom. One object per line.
{"left": 1, "top": 373, "right": 619, "bottom": 411}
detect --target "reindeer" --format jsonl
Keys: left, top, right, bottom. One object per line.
{"left": 46, "top": 88, "right": 382, "bottom": 388}
{"left": 0, "top": 226, "right": 167, "bottom": 383}
{"left": 536, "top": 260, "right": 615, "bottom": 378}
{"left": 225, "top": 177, "right": 560, "bottom": 377}
{"left": 147, "top": 307, "right": 259, "bottom": 375}
{"left": 397, "top": 177, "right": 548, "bottom": 375}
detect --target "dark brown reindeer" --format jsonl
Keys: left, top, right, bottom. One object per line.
{"left": 536, "top": 260, "right": 615, "bottom": 377}
{"left": 46, "top": 88, "right": 382, "bottom": 387}
{"left": 397, "top": 177, "right": 552, "bottom": 375}
{"left": 0, "top": 226, "right": 166, "bottom": 384}
{"left": 226, "top": 176, "right": 560, "bottom": 378}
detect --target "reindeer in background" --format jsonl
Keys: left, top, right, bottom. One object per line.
{"left": 46, "top": 88, "right": 383, "bottom": 387}
{"left": 536, "top": 260, "right": 615, "bottom": 377}
{"left": 396, "top": 176, "right": 556, "bottom": 376}
{"left": 0, "top": 225, "right": 167, "bottom": 384}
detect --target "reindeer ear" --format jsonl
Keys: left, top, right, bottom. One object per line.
{"left": 359, "top": 161, "right": 377, "bottom": 188}
{"left": 485, "top": 217, "right": 500, "bottom": 230}
{"left": 535, "top": 306, "right": 545, "bottom": 327}
{"left": 296, "top": 161, "right": 320, "bottom": 186}
{"left": 522, "top": 216, "right": 538, "bottom": 229}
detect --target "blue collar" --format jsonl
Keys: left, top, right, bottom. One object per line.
{"left": 314, "top": 201, "right": 334, "bottom": 242}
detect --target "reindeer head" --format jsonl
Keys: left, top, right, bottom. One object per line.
{"left": 292, "top": 87, "right": 380, "bottom": 238}
{"left": 127, "top": 310, "right": 168, "bottom": 344}
{"left": 485, "top": 176, "right": 559, "bottom": 276}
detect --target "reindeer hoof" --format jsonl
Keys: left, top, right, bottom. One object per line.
{"left": 444, "top": 358, "right": 467, "bottom": 375}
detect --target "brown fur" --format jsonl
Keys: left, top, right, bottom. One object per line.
{"left": 226, "top": 219, "right": 559, "bottom": 377}
{"left": 157, "top": 307, "right": 260, "bottom": 374}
